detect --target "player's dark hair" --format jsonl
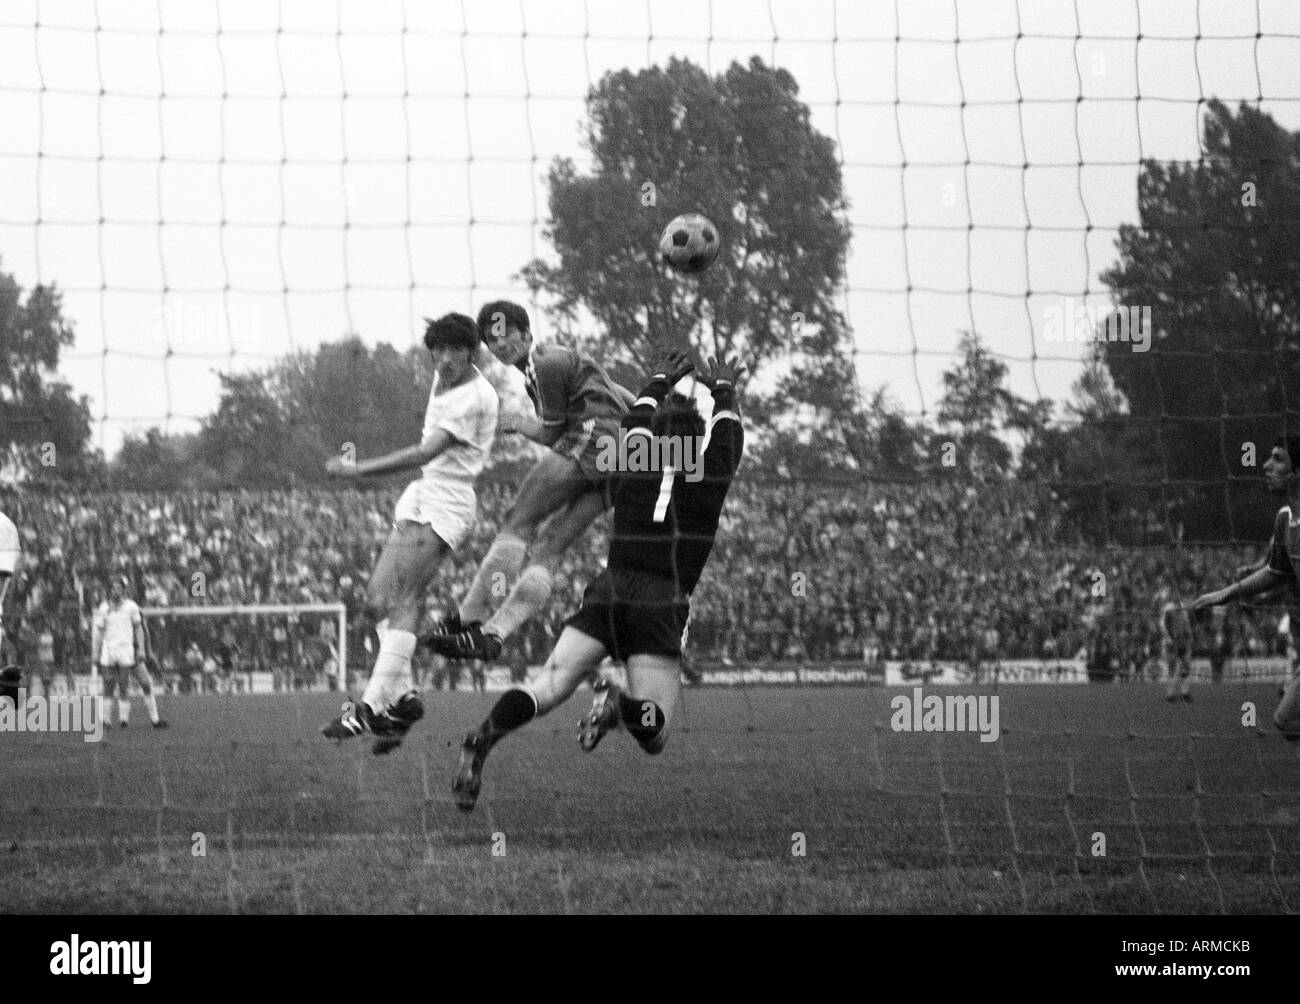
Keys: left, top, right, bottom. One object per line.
{"left": 476, "top": 300, "right": 531, "bottom": 342}
{"left": 1275, "top": 435, "right": 1300, "bottom": 470}
{"left": 652, "top": 392, "right": 705, "bottom": 441}
{"left": 423, "top": 313, "right": 478, "bottom": 353}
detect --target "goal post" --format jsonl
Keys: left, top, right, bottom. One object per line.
{"left": 139, "top": 603, "right": 348, "bottom": 695}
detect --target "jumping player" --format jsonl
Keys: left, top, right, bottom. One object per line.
{"left": 425, "top": 301, "right": 636, "bottom": 662}
{"left": 450, "top": 349, "right": 745, "bottom": 812}
{"left": 92, "top": 576, "right": 168, "bottom": 729}
{"left": 1192, "top": 436, "right": 1300, "bottom": 738}
{"left": 321, "top": 313, "right": 498, "bottom": 754}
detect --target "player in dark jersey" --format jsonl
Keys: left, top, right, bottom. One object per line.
{"left": 1192, "top": 435, "right": 1300, "bottom": 738}
{"left": 0, "top": 512, "right": 20, "bottom": 705}
{"left": 449, "top": 349, "right": 744, "bottom": 811}
{"left": 426, "top": 300, "right": 637, "bottom": 662}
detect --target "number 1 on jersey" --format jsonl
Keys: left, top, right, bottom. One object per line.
{"left": 653, "top": 467, "right": 676, "bottom": 522}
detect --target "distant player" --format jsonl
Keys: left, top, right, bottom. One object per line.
{"left": 425, "top": 300, "right": 636, "bottom": 662}
{"left": 0, "top": 511, "right": 20, "bottom": 705}
{"left": 1192, "top": 436, "right": 1300, "bottom": 738}
{"left": 1158, "top": 584, "right": 1194, "bottom": 702}
{"left": 321, "top": 313, "right": 498, "bottom": 754}
{"left": 92, "top": 576, "right": 168, "bottom": 729}
{"left": 216, "top": 626, "right": 242, "bottom": 695}
{"left": 1207, "top": 605, "right": 1230, "bottom": 684}
{"left": 450, "top": 350, "right": 744, "bottom": 812}
{"left": 28, "top": 616, "right": 61, "bottom": 698}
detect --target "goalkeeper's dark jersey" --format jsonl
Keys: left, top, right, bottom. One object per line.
{"left": 1266, "top": 505, "right": 1300, "bottom": 584}
{"left": 605, "top": 375, "right": 744, "bottom": 597}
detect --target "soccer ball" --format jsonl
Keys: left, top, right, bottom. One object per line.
{"left": 659, "top": 213, "right": 721, "bottom": 274}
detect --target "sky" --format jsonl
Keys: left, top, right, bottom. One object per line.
{"left": 1, "top": 0, "right": 1299, "bottom": 456}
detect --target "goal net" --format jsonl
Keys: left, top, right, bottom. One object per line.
{"left": 139, "top": 603, "right": 348, "bottom": 695}
{"left": 1, "top": 0, "right": 1299, "bottom": 913}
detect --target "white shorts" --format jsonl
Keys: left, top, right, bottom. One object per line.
{"left": 99, "top": 647, "right": 137, "bottom": 671}
{"left": 393, "top": 478, "right": 477, "bottom": 551}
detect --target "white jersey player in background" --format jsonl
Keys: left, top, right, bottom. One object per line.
{"left": 0, "top": 511, "right": 21, "bottom": 704}
{"left": 93, "top": 575, "right": 168, "bottom": 729}
{"left": 322, "top": 313, "right": 498, "bottom": 754}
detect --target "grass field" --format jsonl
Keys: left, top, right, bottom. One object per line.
{"left": 2, "top": 682, "right": 1297, "bottom": 913}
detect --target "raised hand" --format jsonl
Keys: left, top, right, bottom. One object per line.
{"left": 699, "top": 354, "right": 745, "bottom": 390}
{"left": 650, "top": 347, "right": 695, "bottom": 385}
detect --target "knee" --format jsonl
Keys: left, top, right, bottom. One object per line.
{"left": 501, "top": 512, "right": 537, "bottom": 541}
{"left": 526, "top": 536, "right": 563, "bottom": 570}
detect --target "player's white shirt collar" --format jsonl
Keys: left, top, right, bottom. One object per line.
{"left": 431, "top": 364, "right": 486, "bottom": 395}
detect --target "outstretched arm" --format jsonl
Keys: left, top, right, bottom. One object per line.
{"left": 622, "top": 348, "right": 695, "bottom": 434}
{"left": 1192, "top": 566, "right": 1287, "bottom": 611}
{"left": 498, "top": 411, "right": 552, "bottom": 445}
{"left": 698, "top": 354, "right": 746, "bottom": 477}
{"left": 325, "top": 427, "right": 460, "bottom": 481}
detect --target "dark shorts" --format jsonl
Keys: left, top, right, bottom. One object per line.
{"left": 553, "top": 415, "right": 622, "bottom": 497}
{"left": 565, "top": 569, "right": 691, "bottom": 662}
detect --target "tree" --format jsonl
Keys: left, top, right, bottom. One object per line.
{"left": 936, "top": 332, "right": 1041, "bottom": 478}
{"left": 196, "top": 371, "right": 288, "bottom": 487}
{"left": 112, "top": 428, "right": 207, "bottom": 490}
{"left": 1021, "top": 350, "right": 1166, "bottom": 544}
{"left": 521, "top": 57, "right": 869, "bottom": 467}
{"left": 185, "top": 337, "right": 526, "bottom": 488}
{"left": 0, "top": 262, "right": 98, "bottom": 482}
{"left": 1099, "top": 99, "right": 1300, "bottom": 540}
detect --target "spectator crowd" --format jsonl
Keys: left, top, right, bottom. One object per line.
{"left": 2, "top": 477, "right": 1292, "bottom": 687}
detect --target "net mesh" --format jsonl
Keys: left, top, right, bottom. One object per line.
{"left": 1, "top": 0, "right": 1299, "bottom": 912}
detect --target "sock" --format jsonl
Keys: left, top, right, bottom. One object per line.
{"left": 118, "top": 699, "right": 131, "bottom": 725}
{"left": 375, "top": 618, "right": 390, "bottom": 647}
{"left": 459, "top": 534, "right": 528, "bottom": 624}
{"left": 144, "top": 693, "right": 159, "bottom": 724}
{"left": 483, "top": 564, "right": 553, "bottom": 643}
{"left": 617, "top": 691, "right": 665, "bottom": 750}
{"left": 362, "top": 629, "right": 417, "bottom": 712}
{"left": 479, "top": 687, "right": 538, "bottom": 749}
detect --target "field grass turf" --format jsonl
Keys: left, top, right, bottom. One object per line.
{"left": 1, "top": 682, "right": 1297, "bottom": 913}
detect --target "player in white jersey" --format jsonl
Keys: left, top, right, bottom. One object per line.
{"left": 322, "top": 313, "right": 499, "bottom": 754}
{"left": 92, "top": 576, "right": 168, "bottom": 729}
{"left": 0, "top": 511, "right": 21, "bottom": 705}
